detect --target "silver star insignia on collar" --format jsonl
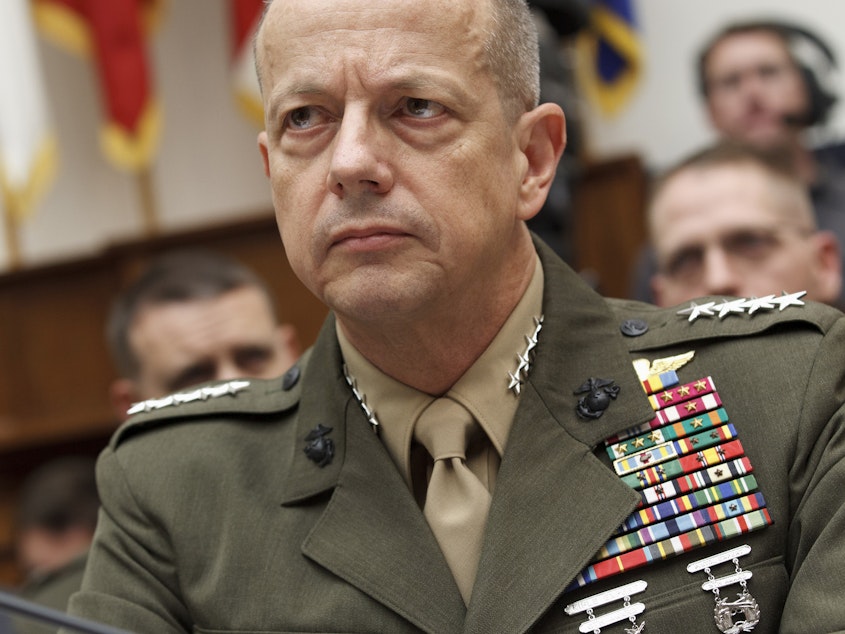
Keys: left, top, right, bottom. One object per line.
{"left": 507, "top": 371, "right": 523, "bottom": 396}
{"left": 507, "top": 315, "right": 544, "bottom": 396}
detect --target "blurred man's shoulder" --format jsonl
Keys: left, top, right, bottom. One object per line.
{"left": 110, "top": 353, "right": 311, "bottom": 452}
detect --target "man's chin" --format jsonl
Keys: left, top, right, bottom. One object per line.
{"left": 327, "top": 272, "right": 441, "bottom": 326}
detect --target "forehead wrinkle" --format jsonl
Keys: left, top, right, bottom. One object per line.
{"left": 265, "top": 48, "right": 479, "bottom": 126}
{"left": 259, "top": 1, "right": 489, "bottom": 95}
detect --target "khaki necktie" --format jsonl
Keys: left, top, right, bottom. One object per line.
{"left": 414, "top": 397, "right": 492, "bottom": 605}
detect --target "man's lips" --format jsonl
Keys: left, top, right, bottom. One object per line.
{"left": 741, "top": 107, "right": 781, "bottom": 128}
{"left": 330, "top": 227, "right": 411, "bottom": 251}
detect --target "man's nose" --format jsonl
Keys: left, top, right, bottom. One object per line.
{"left": 327, "top": 110, "right": 394, "bottom": 198}
{"left": 700, "top": 248, "right": 742, "bottom": 297}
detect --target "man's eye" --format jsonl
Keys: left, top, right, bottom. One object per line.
{"left": 711, "top": 73, "right": 741, "bottom": 94}
{"left": 402, "top": 98, "right": 445, "bottom": 119}
{"left": 285, "top": 106, "right": 322, "bottom": 130}
{"left": 235, "top": 347, "right": 273, "bottom": 372}
{"left": 757, "top": 63, "right": 785, "bottom": 81}
{"left": 726, "top": 231, "right": 777, "bottom": 259}
{"left": 665, "top": 249, "right": 703, "bottom": 279}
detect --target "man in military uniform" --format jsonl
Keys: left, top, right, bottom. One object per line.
{"left": 67, "top": 0, "right": 845, "bottom": 632}
{"left": 648, "top": 142, "right": 842, "bottom": 308}
{"left": 106, "top": 249, "right": 302, "bottom": 419}
{"left": 13, "top": 457, "right": 99, "bottom": 634}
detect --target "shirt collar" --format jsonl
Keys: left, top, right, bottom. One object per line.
{"left": 338, "top": 253, "right": 545, "bottom": 486}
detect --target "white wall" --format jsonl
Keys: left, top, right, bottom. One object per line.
{"left": 580, "top": 0, "right": 845, "bottom": 171}
{"left": 3, "top": 1, "right": 845, "bottom": 270}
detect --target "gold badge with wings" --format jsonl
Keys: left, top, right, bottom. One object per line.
{"left": 632, "top": 351, "right": 695, "bottom": 382}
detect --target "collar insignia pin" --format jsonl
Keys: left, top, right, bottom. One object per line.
{"left": 343, "top": 364, "right": 380, "bottom": 434}
{"left": 304, "top": 424, "right": 335, "bottom": 467}
{"left": 507, "top": 315, "right": 544, "bottom": 396}
{"left": 575, "top": 377, "right": 620, "bottom": 420}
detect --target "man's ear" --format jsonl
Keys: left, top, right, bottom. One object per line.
{"left": 258, "top": 131, "right": 271, "bottom": 178}
{"left": 515, "top": 102, "right": 567, "bottom": 221}
{"left": 109, "top": 378, "right": 141, "bottom": 422}
{"left": 811, "top": 230, "right": 843, "bottom": 305}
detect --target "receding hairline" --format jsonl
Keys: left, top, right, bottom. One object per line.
{"left": 648, "top": 155, "right": 816, "bottom": 242}
{"left": 106, "top": 250, "right": 277, "bottom": 380}
{"left": 253, "top": 0, "right": 540, "bottom": 120}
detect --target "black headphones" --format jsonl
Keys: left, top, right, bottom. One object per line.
{"left": 697, "top": 20, "right": 839, "bottom": 127}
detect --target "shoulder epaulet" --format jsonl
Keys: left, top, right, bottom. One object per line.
{"left": 607, "top": 292, "right": 843, "bottom": 352}
{"left": 111, "top": 351, "right": 311, "bottom": 449}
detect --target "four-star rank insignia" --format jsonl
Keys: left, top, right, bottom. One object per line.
{"left": 677, "top": 291, "right": 806, "bottom": 322}
{"left": 126, "top": 380, "right": 250, "bottom": 416}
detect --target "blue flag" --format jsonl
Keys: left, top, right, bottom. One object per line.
{"left": 577, "top": 0, "right": 642, "bottom": 116}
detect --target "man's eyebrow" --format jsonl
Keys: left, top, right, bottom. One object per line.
{"left": 265, "top": 73, "right": 470, "bottom": 123}
{"left": 384, "top": 73, "right": 470, "bottom": 102}
{"left": 265, "top": 82, "right": 326, "bottom": 124}
{"left": 166, "top": 360, "right": 215, "bottom": 393}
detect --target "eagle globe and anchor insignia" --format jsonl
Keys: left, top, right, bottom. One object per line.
{"left": 574, "top": 377, "right": 620, "bottom": 419}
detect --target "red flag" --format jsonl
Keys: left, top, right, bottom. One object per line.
{"left": 231, "top": 0, "right": 265, "bottom": 126}
{"left": 33, "top": 0, "right": 162, "bottom": 171}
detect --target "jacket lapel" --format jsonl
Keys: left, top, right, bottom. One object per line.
{"left": 465, "top": 244, "right": 656, "bottom": 633}
{"left": 466, "top": 385, "right": 640, "bottom": 633}
{"left": 281, "top": 244, "right": 658, "bottom": 634}
{"left": 281, "top": 318, "right": 466, "bottom": 634}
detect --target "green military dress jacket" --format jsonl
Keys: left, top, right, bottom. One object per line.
{"left": 68, "top": 243, "right": 845, "bottom": 633}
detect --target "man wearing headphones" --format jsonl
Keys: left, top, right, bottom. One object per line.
{"left": 698, "top": 19, "right": 845, "bottom": 305}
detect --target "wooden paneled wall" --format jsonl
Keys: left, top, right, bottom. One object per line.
{"left": 572, "top": 154, "right": 650, "bottom": 299}
{"left": 0, "top": 213, "right": 328, "bottom": 586}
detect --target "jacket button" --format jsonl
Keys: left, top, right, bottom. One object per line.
{"left": 620, "top": 318, "right": 648, "bottom": 337}
{"left": 282, "top": 365, "right": 301, "bottom": 390}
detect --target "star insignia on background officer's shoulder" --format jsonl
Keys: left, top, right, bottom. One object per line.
{"left": 126, "top": 380, "right": 251, "bottom": 416}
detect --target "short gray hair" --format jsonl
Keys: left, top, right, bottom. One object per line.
{"left": 254, "top": 0, "right": 540, "bottom": 120}
{"left": 485, "top": 0, "right": 541, "bottom": 119}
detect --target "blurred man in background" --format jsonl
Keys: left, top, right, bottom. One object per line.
{"left": 107, "top": 249, "right": 301, "bottom": 418}
{"left": 649, "top": 142, "right": 841, "bottom": 307}
{"left": 7, "top": 251, "right": 303, "bottom": 630}
{"left": 633, "top": 18, "right": 845, "bottom": 305}
{"left": 13, "top": 456, "right": 98, "bottom": 634}
{"left": 698, "top": 19, "right": 845, "bottom": 303}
